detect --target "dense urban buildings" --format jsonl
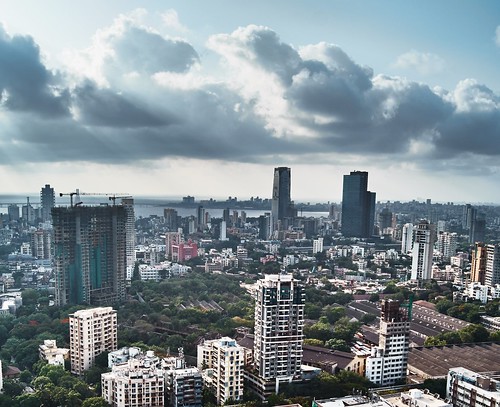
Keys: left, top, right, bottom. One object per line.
{"left": 341, "top": 171, "right": 376, "bottom": 238}
{"left": 365, "top": 299, "right": 411, "bottom": 386}
{"left": 271, "top": 167, "right": 293, "bottom": 232}
{"left": 69, "top": 307, "right": 117, "bottom": 376}
{"left": 52, "top": 203, "right": 132, "bottom": 305}
{"left": 411, "top": 220, "right": 435, "bottom": 282}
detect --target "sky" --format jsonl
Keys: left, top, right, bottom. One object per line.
{"left": 0, "top": 1, "right": 499, "bottom": 204}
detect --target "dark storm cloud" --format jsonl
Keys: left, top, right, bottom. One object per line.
{"left": 0, "top": 25, "right": 69, "bottom": 117}
{"left": 72, "top": 82, "right": 173, "bottom": 127}
{"left": 1, "top": 21, "right": 500, "bottom": 175}
{"left": 209, "top": 25, "right": 500, "bottom": 169}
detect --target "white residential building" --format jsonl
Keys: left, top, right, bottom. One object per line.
{"left": 313, "top": 238, "right": 324, "bottom": 254}
{"left": 447, "top": 367, "right": 500, "bottom": 407}
{"left": 197, "top": 337, "right": 248, "bottom": 404}
{"left": 365, "top": 299, "right": 410, "bottom": 386}
{"left": 401, "top": 223, "right": 413, "bottom": 254}
{"left": 411, "top": 220, "right": 435, "bottom": 282}
{"left": 102, "top": 356, "right": 165, "bottom": 407}
{"left": 69, "top": 307, "right": 117, "bottom": 375}
{"left": 39, "top": 340, "right": 69, "bottom": 367}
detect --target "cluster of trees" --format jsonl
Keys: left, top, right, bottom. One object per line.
{"left": 0, "top": 289, "right": 111, "bottom": 406}
{"left": 120, "top": 271, "right": 254, "bottom": 356}
{"left": 424, "top": 323, "right": 499, "bottom": 346}
{"left": 0, "top": 364, "right": 108, "bottom": 407}
{"left": 304, "top": 315, "right": 361, "bottom": 352}
{"left": 434, "top": 298, "right": 500, "bottom": 323}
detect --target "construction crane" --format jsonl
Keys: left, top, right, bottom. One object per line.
{"left": 108, "top": 195, "right": 132, "bottom": 205}
{"left": 59, "top": 190, "right": 128, "bottom": 207}
{"left": 59, "top": 192, "right": 78, "bottom": 207}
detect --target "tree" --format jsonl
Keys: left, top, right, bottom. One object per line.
{"left": 21, "top": 289, "right": 40, "bottom": 306}
{"left": 82, "top": 397, "right": 110, "bottom": 407}
{"left": 324, "top": 306, "right": 346, "bottom": 324}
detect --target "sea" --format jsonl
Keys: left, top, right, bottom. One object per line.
{"left": 0, "top": 195, "right": 329, "bottom": 219}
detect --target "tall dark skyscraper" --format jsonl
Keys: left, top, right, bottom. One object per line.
{"left": 52, "top": 204, "right": 131, "bottom": 306}
{"left": 341, "top": 171, "right": 376, "bottom": 238}
{"left": 271, "top": 167, "right": 292, "bottom": 231}
{"left": 40, "top": 184, "right": 55, "bottom": 222}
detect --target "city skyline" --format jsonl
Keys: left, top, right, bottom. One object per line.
{"left": 0, "top": 2, "right": 499, "bottom": 203}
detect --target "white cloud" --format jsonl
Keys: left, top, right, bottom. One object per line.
{"left": 161, "top": 9, "right": 188, "bottom": 33}
{"left": 394, "top": 50, "right": 445, "bottom": 75}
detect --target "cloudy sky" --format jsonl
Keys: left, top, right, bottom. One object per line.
{"left": 0, "top": 1, "right": 499, "bottom": 203}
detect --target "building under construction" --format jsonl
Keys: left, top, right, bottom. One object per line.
{"left": 52, "top": 202, "right": 134, "bottom": 306}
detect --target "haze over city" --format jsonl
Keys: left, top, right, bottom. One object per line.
{"left": 0, "top": 1, "right": 499, "bottom": 203}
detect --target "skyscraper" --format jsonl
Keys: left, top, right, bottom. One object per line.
{"left": 249, "top": 274, "right": 305, "bottom": 398}
{"left": 411, "top": 220, "right": 435, "bottom": 282}
{"left": 271, "top": 167, "right": 293, "bottom": 231}
{"left": 485, "top": 244, "right": 500, "bottom": 287}
{"left": 40, "top": 184, "right": 55, "bottom": 222}
{"left": 341, "top": 171, "right": 376, "bottom": 238}
{"left": 52, "top": 204, "right": 130, "bottom": 306}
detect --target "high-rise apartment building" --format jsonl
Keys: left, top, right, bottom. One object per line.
{"left": 341, "top": 171, "right": 376, "bottom": 238}
{"left": 69, "top": 307, "right": 117, "bottom": 375}
{"left": 436, "top": 232, "right": 457, "bottom": 261}
{"left": 40, "top": 184, "right": 55, "bottom": 222}
{"left": 411, "top": 220, "right": 435, "bottom": 282}
{"left": 401, "top": 223, "right": 414, "bottom": 254}
{"left": 471, "top": 242, "right": 487, "bottom": 284}
{"left": 485, "top": 244, "right": 500, "bottom": 287}
{"left": 121, "top": 198, "right": 136, "bottom": 274}
{"left": 248, "top": 274, "right": 304, "bottom": 398}
{"left": 52, "top": 204, "right": 130, "bottom": 306}
{"left": 197, "top": 337, "right": 249, "bottom": 405}
{"left": 164, "top": 208, "right": 179, "bottom": 231}
{"left": 271, "top": 167, "right": 293, "bottom": 231}
{"left": 365, "top": 299, "right": 411, "bottom": 386}
{"left": 7, "top": 204, "right": 19, "bottom": 222}
{"left": 30, "top": 227, "right": 52, "bottom": 260}
{"left": 258, "top": 213, "right": 272, "bottom": 240}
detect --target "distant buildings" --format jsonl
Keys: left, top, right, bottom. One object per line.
{"left": 365, "top": 299, "right": 410, "bottom": 386}
{"left": 69, "top": 307, "right": 117, "bottom": 376}
{"left": 52, "top": 203, "right": 132, "bottom": 305}
{"left": 411, "top": 220, "right": 435, "bottom": 282}
{"left": 40, "top": 184, "right": 55, "bottom": 222}
{"left": 341, "top": 171, "right": 376, "bottom": 238}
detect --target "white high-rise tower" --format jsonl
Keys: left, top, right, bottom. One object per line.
{"left": 411, "top": 220, "right": 435, "bottom": 282}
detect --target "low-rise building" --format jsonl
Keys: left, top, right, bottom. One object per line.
{"left": 39, "top": 340, "right": 69, "bottom": 367}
